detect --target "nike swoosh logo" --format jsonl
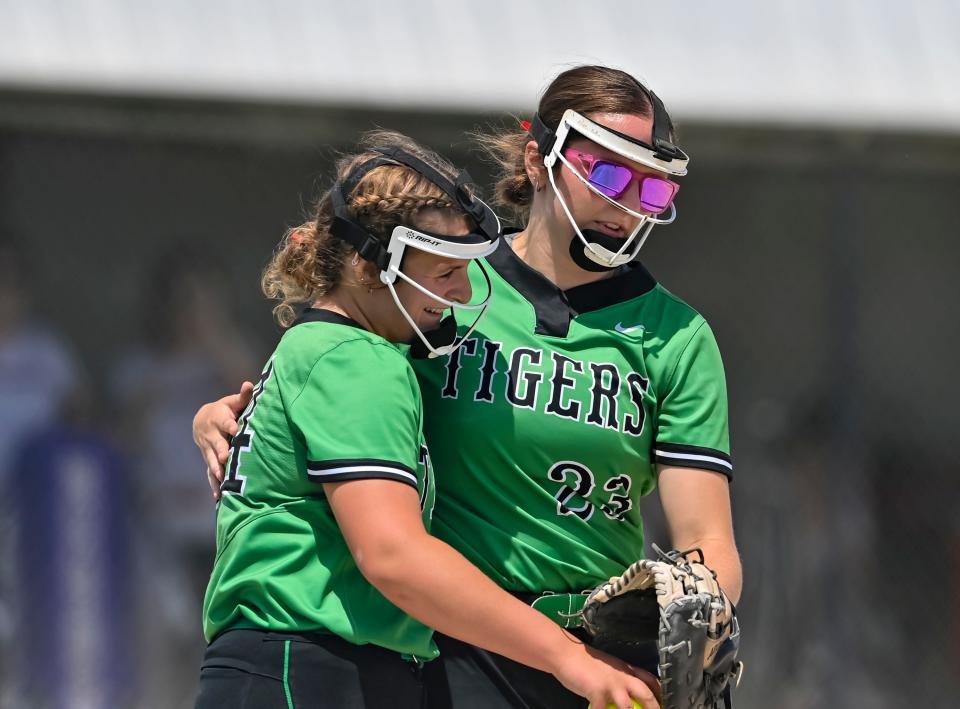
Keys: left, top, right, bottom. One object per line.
{"left": 614, "top": 322, "right": 645, "bottom": 334}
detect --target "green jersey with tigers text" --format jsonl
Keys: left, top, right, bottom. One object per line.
{"left": 412, "top": 239, "right": 731, "bottom": 597}
{"left": 203, "top": 309, "right": 438, "bottom": 659}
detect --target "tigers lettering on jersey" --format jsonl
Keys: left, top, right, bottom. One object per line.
{"left": 441, "top": 337, "right": 650, "bottom": 437}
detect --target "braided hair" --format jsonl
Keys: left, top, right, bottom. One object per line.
{"left": 262, "top": 130, "right": 466, "bottom": 327}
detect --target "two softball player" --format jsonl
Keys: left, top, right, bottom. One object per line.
{"left": 194, "top": 131, "right": 659, "bottom": 709}
{"left": 196, "top": 65, "right": 740, "bottom": 708}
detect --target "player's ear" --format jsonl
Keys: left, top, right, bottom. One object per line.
{"left": 523, "top": 141, "right": 546, "bottom": 189}
{"left": 353, "top": 258, "right": 381, "bottom": 290}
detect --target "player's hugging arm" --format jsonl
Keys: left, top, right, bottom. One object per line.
{"left": 193, "top": 381, "right": 254, "bottom": 499}
{"left": 303, "top": 346, "right": 660, "bottom": 709}
{"left": 200, "top": 341, "right": 661, "bottom": 709}
{"left": 326, "top": 474, "right": 661, "bottom": 708}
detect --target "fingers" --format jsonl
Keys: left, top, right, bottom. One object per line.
{"left": 195, "top": 403, "right": 241, "bottom": 460}
{"left": 200, "top": 440, "right": 226, "bottom": 473}
{"left": 627, "top": 667, "right": 661, "bottom": 704}
{"left": 225, "top": 381, "right": 254, "bottom": 416}
{"left": 602, "top": 683, "right": 659, "bottom": 709}
{"left": 583, "top": 660, "right": 660, "bottom": 709}
{"left": 220, "top": 410, "right": 240, "bottom": 437}
{"left": 203, "top": 445, "right": 221, "bottom": 480}
{"left": 590, "top": 687, "right": 658, "bottom": 709}
{"left": 207, "top": 466, "right": 222, "bottom": 501}
{"left": 194, "top": 386, "right": 250, "bottom": 501}
{"left": 215, "top": 435, "right": 232, "bottom": 467}
{"left": 610, "top": 665, "right": 659, "bottom": 709}
{"left": 627, "top": 677, "right": 660, "bottom": 709}
{"left": 202, "top": 435, "right": 227, "bottom": 500}
{"left": 623, "top": 665, "right": 661, "bottom": 709}
{"left": 192, "top": 406, "right": 209, "bottom": 449}
{"left": 194, "top": 403, "right": 236, "bottom": 497}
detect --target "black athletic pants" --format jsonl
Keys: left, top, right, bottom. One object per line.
{"left": 422, "top": 630, "right": 659, "bottom": 709}
{"left": 422, "top": 632, "right": 582, "bottom": 709}
{"left": 195, "top": 629, "right": 426, "bottom": 709}
{"left": 196, "top": 628, "right": 659, "bottom": 709}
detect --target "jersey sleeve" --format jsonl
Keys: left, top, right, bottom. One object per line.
{"left": 653, "top": 320, "right": 734, "bottom": 479}
{"left": 289, "top": 341, "right": 421, "bottom": 490}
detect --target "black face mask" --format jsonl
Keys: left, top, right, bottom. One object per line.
{"left": 568, "top": 229, "right": 629, "bottom": 273}
{"left": 408, "top": 315, "right": 458, "bottom": 359}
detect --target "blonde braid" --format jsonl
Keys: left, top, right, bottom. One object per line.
{"left": 351, "top": 191, "right": 455, "bottom": 217}
{"left": 348, "top": 185, "right": 458, "bottom": 242}
{"left": 261, "top": 130, "right": 473, "bottom": 329}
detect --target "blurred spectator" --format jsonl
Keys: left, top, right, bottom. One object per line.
{"left": 111, "top": 247, "right": 256, "bottom": 546}
{"left": 0, "top": 238, "right": 81, "bottom": 707}
{"left": 0, "top": 238, "right": 78, "bottom": 479}
{"left": 7, "top": 380, "right": 136, "bottom": 709}
{"left": 110, "top": 246, "right": 257, "bottom": 706}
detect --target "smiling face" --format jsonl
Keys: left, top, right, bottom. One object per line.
{"left": 368, "top": 208, "right": 475, "bottom": 344}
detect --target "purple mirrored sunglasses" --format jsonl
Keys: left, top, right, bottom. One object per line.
{"left": 563, "top": 148, "right": 679, "bottom": 215}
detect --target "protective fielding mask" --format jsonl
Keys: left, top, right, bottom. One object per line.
{"left": 528, "top": 88, "right": 689, "bottom": 271}
{"left": 329, "top": 147, "right": 502, "bottom": 358}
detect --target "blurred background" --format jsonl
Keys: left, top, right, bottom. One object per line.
{"left": 0, "top": 1, "right": 958, "bottom": 707}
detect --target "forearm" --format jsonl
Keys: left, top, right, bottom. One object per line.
{"left": 682, "top": 536, "right": 742, "bottom": 604}
{"left": 657, "top": 467, "right": 741, "bottom": 603}
{"left": 331, "top": 481, "right": 661, "bottom": 706}
{"left": 362, "top": 531, "right": 575, "bottom": 673}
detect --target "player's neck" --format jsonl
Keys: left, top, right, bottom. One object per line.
{"left": 312, "top": 289, "right": 408, "bottom": 343}
{"left": 512, "top": 217, "right": 614, "bottom": 292}
{"left": 310, "top": 295, "right": 372, "bottom": 333}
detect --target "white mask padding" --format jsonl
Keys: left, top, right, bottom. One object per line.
{"left": 556, "top": 109, "right": 688, "bottom": 177}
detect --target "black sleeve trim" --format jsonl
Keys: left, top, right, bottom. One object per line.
{"left": 652, "top": 443, "right": 733, "bottom": 480}
{"left": 306, "top": 458, "right": 418, "bottom": 489}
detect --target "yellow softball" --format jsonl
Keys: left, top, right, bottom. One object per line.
{"left": 587, "top": 702, "right": 644, "bottom": 709}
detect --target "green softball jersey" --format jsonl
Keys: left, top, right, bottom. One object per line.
{"left": 412, "top": 238, "right": 732, "bottom": 595}
{"left": 203, "top": 309, "right": 438, "bottom": 659}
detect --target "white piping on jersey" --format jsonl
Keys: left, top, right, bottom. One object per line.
{"left": 654, "top": 449, "right": 733, "bottom": 471}
{"left": 308, "top": 465, "right": 418, "bottom": 485}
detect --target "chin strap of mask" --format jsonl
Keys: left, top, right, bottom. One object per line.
{"left": 567, "top": 228, "right": 644, "bottom": 273}
{"left": 408, "top": 315, "right": 459, "bottom": 359}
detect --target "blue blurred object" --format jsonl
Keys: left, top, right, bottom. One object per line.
{"left": 10, "top": 422, "right": 135, "bottom": 709}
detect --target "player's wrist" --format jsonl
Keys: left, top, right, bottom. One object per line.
{"left": 543, "top": 630, "right": 591, "bottom": 680}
